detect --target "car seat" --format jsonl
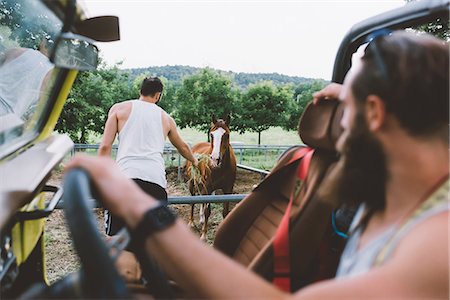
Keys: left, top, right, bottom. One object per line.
{"left": 213, "top": 100, "right": 351, "bottom": 291}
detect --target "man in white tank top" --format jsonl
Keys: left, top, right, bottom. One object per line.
{"left": 98, "top": 77, "right": 198, "bottom": 236}
{"left": 0, "top": 42, "right": 53, "bottom": 118}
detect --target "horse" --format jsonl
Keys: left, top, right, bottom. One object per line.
{"left": 185, "top": 115, "right": 237, "bottom": 241}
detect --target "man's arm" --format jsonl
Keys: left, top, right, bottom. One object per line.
{"left": 140, "top": 207, "right": 449, "bottom": 299}
{"left": 66, "top": 155, "right": 448, "bottom": 300}
{"left": 166, "top": 115, "right": 198, "bottom": 166}
{"left": 98, "top": 105, "right": 119, "bottom": 157}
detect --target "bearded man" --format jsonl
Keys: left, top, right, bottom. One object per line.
{"left": 67, "top": 31, "right": 449, "bottom": 299}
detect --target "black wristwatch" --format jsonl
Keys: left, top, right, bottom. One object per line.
{"left": 131, "top": 203, "right": 177, "bottom": 240}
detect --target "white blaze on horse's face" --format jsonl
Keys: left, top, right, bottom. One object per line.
{"left": 211, "top": 127, "right": 226, "bottom": 163}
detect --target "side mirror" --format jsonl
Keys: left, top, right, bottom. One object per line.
{"left": 76, "top": 16, "right": 120, "bottom": 42}
{"left": 51, "top": 32, "right": 99, "bottom": 71}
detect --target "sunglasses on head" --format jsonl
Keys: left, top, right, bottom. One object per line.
{"left": 363, "top": 28, "right": 393, "bottom": 82}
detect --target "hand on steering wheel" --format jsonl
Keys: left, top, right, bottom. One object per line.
{"left": 63, "top": 168, "right": 130, "bottom": 299}
{"left": 63, "top": 159, "right": 176, "bottom": 299}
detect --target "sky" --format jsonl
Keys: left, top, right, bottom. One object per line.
{"left": 81, "top": 0, "right": 406, "bottom": 80}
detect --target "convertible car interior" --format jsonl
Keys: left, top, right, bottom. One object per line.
{"left": 0, "top": 0, "right": 448, "bottom": 298}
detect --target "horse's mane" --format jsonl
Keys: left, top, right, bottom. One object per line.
{"left": 187, "top": 154, "right": 212, "bottom": 195}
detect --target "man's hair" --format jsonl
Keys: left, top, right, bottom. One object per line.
{"left": 140, "top": 77, "right": 163, "bottom": 97}
{"left": 352, "top": 31, "right": 449, "bottom": 138}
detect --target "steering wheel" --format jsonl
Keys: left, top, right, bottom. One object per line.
{"left": 63, "top": 168, "right": 176, "bottom": 299}
{"left": 63, "top": 168, "right": 130, "bottom": 299}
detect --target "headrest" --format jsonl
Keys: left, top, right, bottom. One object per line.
{"left": 298, "top": 100, "right": 344, "bottom": 151}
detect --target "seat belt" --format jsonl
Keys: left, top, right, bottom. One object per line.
{"left": 273, "top": 147, "right": 314, "bottom": 292}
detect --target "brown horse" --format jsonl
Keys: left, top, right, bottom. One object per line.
{"left": 185, "top": 115, "right": 237, "bottom": 241}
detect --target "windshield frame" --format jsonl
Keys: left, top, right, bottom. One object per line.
{"left": 332, "top": 0, "right": 449, "bottom": 83}
{"left": 0, "top": 0, "right": 66, "bottom": 159}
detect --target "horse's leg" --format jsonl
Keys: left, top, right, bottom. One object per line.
{"left": 199, "top": 203, "right": 205, "bottom": 225}
{"left": 200, "top": 190, "right": 214, "bottom": 240}
{"left": 188, "top": 204, "right": 195, "bottom": 228}
{"left": 222, "top": 202, "right": 230, "bottom": 219}
{"left": 188, "top": 179, "right": 196, "bottom": 228}
{"left": 200, "top": 203, "right": 211, "bottom": 241}
{"left": 222, "top": 186, "right": 233, "bottom": 219}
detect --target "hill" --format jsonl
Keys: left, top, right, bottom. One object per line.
{"left": 125, "top": 65, "right": 325, "bottom": 89}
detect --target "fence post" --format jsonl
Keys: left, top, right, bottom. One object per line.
{"left": 264, "top": 146, "right": 267, "bottom": 162}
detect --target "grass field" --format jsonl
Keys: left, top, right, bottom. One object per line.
{"left": 89, "top": 126, "right": 301, "bottom": 145}
{"left": 171, "top": 127, "right": 302, "bottom": 170}
{"left": 178, "top": 126, "right": 301, "bottom": 145}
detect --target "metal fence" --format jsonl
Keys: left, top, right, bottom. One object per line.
{"left": 55, "top": 194, "right": 247, "bottom": 209}
{"left": 71, "top": 143, "right": 296, "bottom": 176}
{"left": 65, "top": 143, "right": 298, "bottom": 205}
{"left": 72, "top": 143, "right": 293, "bottom": 154}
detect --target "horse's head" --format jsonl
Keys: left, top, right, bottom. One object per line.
{"left": 209, "top": 115, "right": 231, "bottom": 167}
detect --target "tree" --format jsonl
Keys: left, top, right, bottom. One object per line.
{"left": 283, "top": 80, "right": 328, "bottom": 132}
{"left": 56, "top": 65, "right": 134, "bottom": 143}
{"left": 0, "top": 0, "right": 60, "bottom": 49}
{"left": 405, "top": 0, "right": 449, "bottom": 40}
{"left": 239, "top": 82, "right": 293, "bottom": 145}
{"left": 159, "top": 80, "right": 180, "bottom": 117}
{"left": 175, "top": 68, "right": 238, "bottom": 135}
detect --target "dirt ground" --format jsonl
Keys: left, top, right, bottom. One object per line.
{"left": 45, "top": 167, "right": 262, "bottom": 283}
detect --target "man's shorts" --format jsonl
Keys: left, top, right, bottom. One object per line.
{"left": 105, "top": 178, "right": 168, "bottom": 236}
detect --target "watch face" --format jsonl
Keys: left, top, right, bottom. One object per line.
{"left": 132, "top": 204, "right": 176, "bottom": 242}
{"left": 154, "top": 205, "right": 176, "bottom": 228}
{"left": 148, "top": 204, "right": 176, "bottom": 231}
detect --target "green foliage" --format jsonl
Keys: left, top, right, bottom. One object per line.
{"left": 405, "top": 0, "right": 449, "bottom": 40}
{"left": 237, "top": 82, "right": 294, "bottom": 144}
{"left": 55, "top": 65, "right": 134, "bottom": 143}
{"left": 0, "top": 0, "right": 60, "bottom": 50}
{"left": 413, "top": 18, "right": 449, "bottom": 40}
{"left": 160, "top": 81, "right": 180, "bottom": 115}
{"left": 175, "top": 68, "right": 238, "bottom": 133}
{"left": 283, "top": 80, "right": 328, "bottom": 131}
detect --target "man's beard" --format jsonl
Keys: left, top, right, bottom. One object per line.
{"left": 318, "top": 113, "right": 387, "bottom": 212}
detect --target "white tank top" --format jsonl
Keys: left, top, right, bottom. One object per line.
{"left": 116, "top": 100, "right": 167, "bottom": 188}
{"left": 0, "top": 49, "right": 53, "bottom": 117}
